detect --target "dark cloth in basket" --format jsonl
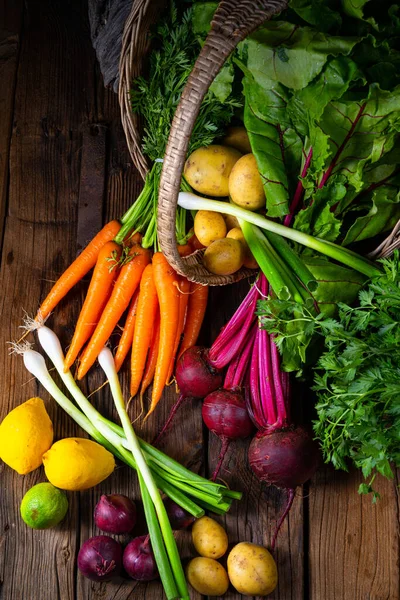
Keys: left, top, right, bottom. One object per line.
{"left": 88, "top": 0, "right": 131, "bottom": 91}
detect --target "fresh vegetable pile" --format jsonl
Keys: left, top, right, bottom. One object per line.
{"left": 2, "top": 1, "right": 400, "bottom": 598}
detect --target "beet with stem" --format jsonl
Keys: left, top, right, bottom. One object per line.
{"left": 152, "top": 346, "right": 223, "bottom": 445}
{"left": 202, "top": 388, "right": 254, "bottom": 481}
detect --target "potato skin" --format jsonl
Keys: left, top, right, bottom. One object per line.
{"left": 227, "top": 542, "right": 278, "bottom": 596}
{"left": 184, "top": 145, "right": 242, "bottom": 197}
{"left": 194, "top": 210, "right": 227, "bottom": 247}
{"left": 186, "top": 557, "right": 229, "bottom": 596}
{"left": 203, "top": 238, "right": 244, "bottom": 276}
{"left": 229, "top": 153, "right": 265, "bottom": 210}
{"left": 222, "top": 126, "right": 252, "bottom": 154}
{"left": 227, "top": 228, "right": 259, "bottom": 270}
{"left": 192, "top": 516, "right": 229, "bottom": 559}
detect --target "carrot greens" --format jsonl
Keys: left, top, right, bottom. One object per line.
{"left": 115, "top": 3, "right": 239, "bottom": 250}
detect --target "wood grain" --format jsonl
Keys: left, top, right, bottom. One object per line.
{"left": 309, "top": 467, "right": 400, "bottom": 600}
{"left": 0, "top": 0, "right": 23, "bottom": 246}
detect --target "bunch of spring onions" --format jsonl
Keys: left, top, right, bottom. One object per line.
{"left": 16, "top": 325, "right": 240, "bottom": 600}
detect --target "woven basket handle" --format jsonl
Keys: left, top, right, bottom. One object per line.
{"left": 158, "top": 0, "right": 288, "bottom": 282}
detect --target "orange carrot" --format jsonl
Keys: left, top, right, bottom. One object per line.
{"left": 178, "top": 283, "right": 209, "bottom": 359}
{"left": 167, "top": 277, "right": 190, "bottom": 382}
{"left": 77, "top": 245, "right": 151, "bottom": 379}
{"left": 130, "top": 264, "right": 159, "bottom": 397}
{"left": 64, "top": 241, "right": 121, "bottom": 371}
{"left": 36, "top": 220, "right": 121, "bottom": 321}
{"left": 146, "top": 253, "right": 180, "bottom": 417}
{"left": 127, "top": 232, "right": 143, "bottom": 246}
{"left": 114, "top": 288, "right": 140, "bottom": 372}
{"left": 140, "top": 311, "right": 160, "bottom": 398}
{"left": 188, "top": 232, "right": 205, "bottom": 251}
{"left": 177, "top": 244, "right": 192, "bottom": 257}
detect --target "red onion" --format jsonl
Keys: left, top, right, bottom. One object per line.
{"left": 202, "top": 388, "right": 254, "bottom": 481}
{"left": 94, "top": 494, "right": 136, "bottom": 534}
{"left": 78, "top": 535, "right": 122, "bottom": 581}
{"left": 123, "top": 535, "right": 159, "bottom": 581}
{"left": 153, "top": 346, "right": 223, "bottom": 445}
{"left": 164, "top": 497, "right": 196, "bottom": 530}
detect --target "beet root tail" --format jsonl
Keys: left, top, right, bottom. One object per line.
{"left": 152, "top": 394, "right": 186, "bottom": 446}
{"left": 211, "top": 437, "right": 231, "bottom": 482}
{"left": 270, "top": 488, "right": 296, "bottom": 551}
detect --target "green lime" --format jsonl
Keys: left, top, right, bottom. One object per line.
{"left": 20, "top": 482, "right": 68, "bottom": 529}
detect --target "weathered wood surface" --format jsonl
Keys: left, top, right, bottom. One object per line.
{"left": 0, "top": 1, "right": 399, "bottom": 599}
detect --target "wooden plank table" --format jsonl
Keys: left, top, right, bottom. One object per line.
{"left": 0, "top": 1, "right": 399, "bottom": 598}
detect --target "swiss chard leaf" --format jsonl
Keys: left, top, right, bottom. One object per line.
{"left": 243, "top": 22, "right": 359, "bottom": 90}
{"left": 244, "top": 78, "right": 302, "bottom": 217}
{"left": 342, "top": 186, "right": 400, "bottom": 245}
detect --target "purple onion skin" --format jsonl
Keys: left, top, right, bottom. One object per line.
{"left": 78, "top": 535, "right": 123, "bottom": 582}
{"left": 123, "top": 536, "right": 159, "bottom": 581}
{"left": 176, "top": 347, "right": 223, "bottom": 399}
{"left": 248, "top": 426, "right": 320, "bottom": 489}
{"left": 164, "top": 498, "right": 196, "bottom": 530}
{"left": 94, "top": 494, "right": 137, "bottom": 535}
{"left": 202, "top": 389, "right": 254, "bottom": 441}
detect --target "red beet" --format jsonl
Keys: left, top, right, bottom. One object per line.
{"left": 248, "top": 426, "right": 320, "bottom": 490}
{"left": 202, "top": 388, "right": 254, "bottom": 481}
{"left": 153, "top": 346, "right": 223, "bottom": 445}
{"left": 248, "top": 425, "right": 320, "bottom": 549}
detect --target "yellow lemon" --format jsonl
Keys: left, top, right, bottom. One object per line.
{"left": 0, "top": 397, "right": 53, "bottom": 474}
{"left": 42, "top": 438, "right": 115, "bottom": 491}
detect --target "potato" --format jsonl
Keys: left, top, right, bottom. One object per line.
{"left": 229, "top": 153, "right": 265, "bottom": 210}
{"left": 203, "top": 238, "right": 244, "bottom": 276}
{"left": 227, "top": 542, "right": 278, "bottom": 596}
{"left": 194, "top": 210, "right": 227, "bottom": 247}
{"left": 192, "top": 516, "right": 229, "bottom": 559}
{"left": 227, "top": 228, "right": 259, "bottom": 270}
{"left": 186, "top": 557, "right": 229, "bottom": 596}
{"left": 224, "top": 212, "right": 240, "bottom": 231}
{"left": 226, "top": 227, "right": 245, "bottom": 244}
{"left": 222, "top": 126, "right": 252, "bottom": 154}
{"left": 184, "top": 145, "right": 242, "bottom": 197}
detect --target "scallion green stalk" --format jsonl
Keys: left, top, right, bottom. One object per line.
{"left": 178, "top": 193, "right": 381, "bottom": 277}
{"left": 98, "top": 347, "right": 189, "bottom": 600}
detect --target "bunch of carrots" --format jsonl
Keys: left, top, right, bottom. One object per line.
{"left": 35, "top": 219, "right": 208, "bottom": 418}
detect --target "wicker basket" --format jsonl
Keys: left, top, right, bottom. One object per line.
{"left": 119, "top": 0, "right": 400, "bottom": 285}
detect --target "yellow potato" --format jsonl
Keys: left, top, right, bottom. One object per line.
{"left": 194, "top": 210, "right": 227, "bottom": 247}
{"left": 229, "top": 153, "right": 265, "bottom": 210}
{"left": 186, "top": 557, "right": 229, "bottom": 596}
{"left": 227, "top": 228, "right": 259, "bottom": 270}
{"left": 192, "top": 516, "right": 229, "bottom": 559}
{"left": 222, "top": 126, "right": 252, "bottom": 154}
{"left": 184, "top": 145, "right": 242, "bottom": 197}
{"left": 227, "top": 542, "right": 278, "bottom": 596}
{"left": 226, "top": 227, "right": 245, "bottom": 244}
{"left": 203, "top": 238, "right": 244, "bottom": 276}
{"left": 223, "top": 213, "right": 240, "bottom": 230}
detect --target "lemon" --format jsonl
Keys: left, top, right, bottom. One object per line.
{"left": 42, "top": 438, "right": 115, "bottom": 491}
{"left": 20, "top": 482, "right": 68, "bottom": 529}
{"left": 0, "top": 397, "right": 53, "bottom": 474}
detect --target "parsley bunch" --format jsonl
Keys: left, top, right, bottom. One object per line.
{"left": 260, "top": 252, "right": 400, "bottom": 498}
